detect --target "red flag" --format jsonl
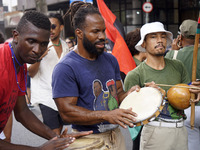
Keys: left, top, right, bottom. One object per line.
{"left": 97, "top": 0, "right": 136, "bottom": 75}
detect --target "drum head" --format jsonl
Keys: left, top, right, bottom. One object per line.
{"left": 67, "top": 137, "right": 104, "bottom": 150}
{"left": 120, "top": 87, "right": 163, "bottom": 123}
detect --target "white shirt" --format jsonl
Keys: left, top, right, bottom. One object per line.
{"left": 30, "top": 39, "right": 69, "bottom": 110}
{"left": 0, "top": 132, "right": 5, "bottom": 140}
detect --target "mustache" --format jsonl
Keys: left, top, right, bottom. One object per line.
{"left": 95, "top": 39, "right": 106, "bottom": 45}
{"left": 155, "top": 43, "right": 165, "bottom": 49}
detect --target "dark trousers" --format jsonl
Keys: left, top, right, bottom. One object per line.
{"left": 132, "top": 126, "right": 142, "bottom": 150}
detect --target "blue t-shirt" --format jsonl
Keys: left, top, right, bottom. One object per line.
{"left": 52, "top": 51, "right": 121, "bottom": 133}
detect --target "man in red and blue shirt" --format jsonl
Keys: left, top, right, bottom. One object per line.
{"left": 0, "top": 10, "right": 91, "bottom": 150}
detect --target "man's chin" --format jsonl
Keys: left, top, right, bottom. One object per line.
{"left": 155, "top": 53, "right": 165, "bottom": 56}
{"left": 97, "top": 48, "right": 104, "bottom": 56}
{"left": 26, "top": 59, "right": 37, "bottom": 64}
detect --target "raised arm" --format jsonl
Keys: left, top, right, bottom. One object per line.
{"left": 27, "top": 62, "right": 40, "bottom": 77}
{"left": 28, "top": 48, "right": 50, "bottom": 77}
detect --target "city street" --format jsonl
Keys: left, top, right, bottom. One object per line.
{"left": 11, "top": 105, "right": 133, "bottom": 149}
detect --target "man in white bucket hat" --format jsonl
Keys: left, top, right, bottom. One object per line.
{"left": 124, "top": 22, "right": 200, "bottom": 150}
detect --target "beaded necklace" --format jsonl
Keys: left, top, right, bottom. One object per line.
{"left": 9, "top": 43, "right": 27, "bottom": 93}
{"left": 52, "top": 40, "right": 61, "bottom": 46}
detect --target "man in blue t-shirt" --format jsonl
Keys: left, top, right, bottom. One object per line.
{"left": 52, "top": 1, "right": 139, "bottom": 149}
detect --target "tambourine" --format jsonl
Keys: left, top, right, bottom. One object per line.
{"left": 120, "top": 87, "right": 165, "bottom": 126}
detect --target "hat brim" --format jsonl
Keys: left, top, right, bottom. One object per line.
{"left": 135, "top": 31, "right": 173, "bottom": 52}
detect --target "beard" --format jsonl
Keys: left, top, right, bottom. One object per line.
{"left": 155, "top": 53, "right": 165, "bottom": 56}
{"left": 83, "top": 34, "right": 105, "bottom": 56}
{"left": 154, "top": 44, "right": 166, "bottom": 56}
{"left": 50, "top": 34, "right": 59, "bottom": 42}
{"left": 147, "top": 50, "right": 165, "bottom": 57}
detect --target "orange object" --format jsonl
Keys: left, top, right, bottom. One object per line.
{"left": 167, "top": 84, "right": 191, "bottom": 110}
{"left": 97, "top": 0, "right": 136, "bottom": 74}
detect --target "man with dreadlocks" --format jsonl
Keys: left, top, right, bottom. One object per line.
{"left": 52, "top": 1, "right": 139, "bottom": 149}
{"left": 0, "top": 10, "right": 92, "bottom": 150}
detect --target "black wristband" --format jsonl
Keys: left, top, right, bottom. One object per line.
{"left": 36, "top": 58, "right": 42, "bottom": 62}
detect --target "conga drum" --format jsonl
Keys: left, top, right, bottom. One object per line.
{"left": 67, "top": 137, "right": 105, "bottom": 150}
{"left": 120, "top": 87, "right": 165, "bottom": 126}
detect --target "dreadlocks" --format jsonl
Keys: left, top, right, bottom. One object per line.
{"left": 64, "top": 1, "right": 100, "bottom": 30}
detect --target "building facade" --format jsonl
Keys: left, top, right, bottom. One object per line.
{"left": 3, "top": 0, "right": 200, "bottom": 39}
{"left": 93, "top": 0, "right": 200, "bottom": 37}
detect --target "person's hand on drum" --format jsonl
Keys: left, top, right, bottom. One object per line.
{"left": 60, "top": 127, "right": 93, "bottom": 139}
{"left": 126, "top": 85, "right": 140, "bottom": 95}
{"left": 144, "top": 81, "right": 158, "bottom": 88}
{"left": 189, "top": 81, "right": 200, "bottom": 103}
{"left": 144, "top": 81, "right": 166, "bottom": 98}
{"left": 38, "top": 136, "right": 75, "bottom": 150}
{"left": 104, "top": 108, "right": 137, "bottom": 129}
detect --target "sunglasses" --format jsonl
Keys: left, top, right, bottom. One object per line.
{"left": 66, "top": 41, "right": 72, "bottom": 44}
{"left": 51, "top": 24, "right": 57, "bottom": 30}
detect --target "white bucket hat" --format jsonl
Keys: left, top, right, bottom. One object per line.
{"left": 135, "top": 22, "right": 173, "bottom": 52}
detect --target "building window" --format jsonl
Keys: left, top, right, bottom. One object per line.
{"left": 96, "top": 0, "right": 197, "bottom": 37}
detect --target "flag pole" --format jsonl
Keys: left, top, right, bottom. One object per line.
{"left": 190, "top": 13, "right": 200, "bottom": 129}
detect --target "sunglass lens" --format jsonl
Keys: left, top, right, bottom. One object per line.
{"left": 51, "top": 24, "right": 56, "bottom": 29}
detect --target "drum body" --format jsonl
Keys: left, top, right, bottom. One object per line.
{"left": 120, "top": 87, "right": 165, "bottom": 126}
{"left": 67, "top": 137, "right": 104, "bottom": 150}
{"left": 167, "top": 84, "right": 190, "bottom": 110}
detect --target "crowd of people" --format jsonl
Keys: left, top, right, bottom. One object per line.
{"left": 0, "top": 1, "right": 200, "bottom": 150}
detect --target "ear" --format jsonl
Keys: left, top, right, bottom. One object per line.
{"left": 12, "top": 30, "right": 19, "bottom": 44}
{"left": 75, "top": 28, "right": 83, "bottom": 39}
{"left": 177, "top": 35, "right": 183, "bottom": 48}
{"left": 60, "top": 25, "right": 64, "bottom": 31}
{"left": 141, "top": 42, "right": 146, "bottom": 48}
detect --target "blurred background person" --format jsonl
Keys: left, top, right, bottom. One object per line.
{"left": 65, "top": 36, "right": 76, "bottom": 50}
{"left": 125, "top": 28, "right": 146, "bottom": 65}
{"left": 25, "top": 74, "right": 33, "bottom": 108}
{"left": 165, "top": 19, "right": 200, "bottom": 150}
{"left": 120, "top": 28, "right": 147, "bottom": 82}
{"left": 0, "top": 31, "right": 5, "bottom": 43}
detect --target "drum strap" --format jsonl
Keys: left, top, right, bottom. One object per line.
{"left": 173, "top": 50, "right": 179, "bottom": 59}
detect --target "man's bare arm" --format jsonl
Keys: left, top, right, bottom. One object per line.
{"left": 55, "top": 96, "right": 137, "bottom": 129}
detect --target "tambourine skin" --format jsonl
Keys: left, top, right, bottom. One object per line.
{"left": 120, "top": 87, "right": 165, "bottom": 126}
{"left": 167, "top": 84, "right": 190, "bottom": 110}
